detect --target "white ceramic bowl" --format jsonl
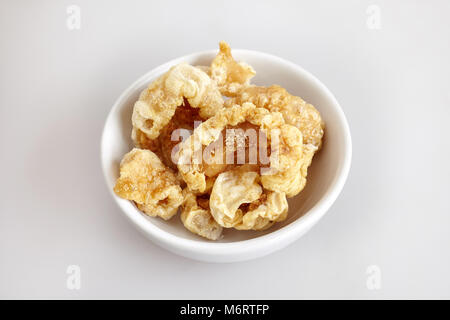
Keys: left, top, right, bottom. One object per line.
{"left": 101, "top": 49, "right": 352, "bottom": 263}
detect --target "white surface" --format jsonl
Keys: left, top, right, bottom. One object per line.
{"left": 101, "top": 49, "right": 352, "bottom": 262}
{"left": 1, "top": 0, "right": 449, "bottom": 298}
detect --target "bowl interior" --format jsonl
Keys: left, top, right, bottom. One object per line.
{"left": 102, "top": 50, "right": 349, "bottom": 243}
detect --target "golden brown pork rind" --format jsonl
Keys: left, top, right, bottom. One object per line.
{"left": 114, "top": 148, "right": 183, "bottom": 220}
{"left": 209, "top": 166, "right": 288, "bottom": 230}
{"left": 235, "top": 191, "right": 288, "bottom": 231}
{"left": 177, "top": 103, "right": 305, "bottom": 197}
{"left": 150, "top": 100, "right": 203, "bottom": 170}
{"left": 181, "top": 189, "right": 222, "bottom": 240}
{"left": 209, "top": 167, "right": 262, "bottom": 228}
{"left": 114, "top": 41, "right": 325, "bottom": 240}
{"left": 209, "top": 41, "right": 256, "bottom": 96}
{"left": 132, "top": 63, "right": 223, "bottom": 141}
{"left": 260, "top": 123, "right": 306, "bottom": 198}
{"left": 224, "top": 86, "right": 323, "bottom": 196}
{"left": 224, "top": 85, "right": 324, "bottom": 149}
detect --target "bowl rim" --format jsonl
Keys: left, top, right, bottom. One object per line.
{"left": 101, "top": 48, "right": 352, "bottom": 259}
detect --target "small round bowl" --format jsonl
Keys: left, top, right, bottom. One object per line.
{"left": 101, "top": 49, "right": 352, "bottom": 263}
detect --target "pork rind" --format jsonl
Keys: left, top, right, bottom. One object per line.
{"left": 225, "top": 85, "right": 324, "bottom": 149}
{"left": 259, "top": 123, "right": 306, "bottom": 198}
{"left": 209, "top": 41, "right": 256, "bottom": 96}
{"left": 235, "top": 191, "right": 288, "bottom": 231}
{"left": 209, "top": 166, "right": 288, "bottom": 229}
{"left": 177, "top": 102, "right": 305, "bottom": 197}
{"left": 114, "top": 41, "right": 325, "bottom": 240}
{"left": 114, "top": 148, "right": 183, "bottom": 220}
{"left": 131, "top": 63, "right": 223, "bottom": 141}
{"left": 181, "top": 189, "right": 222, "bottom": 240}
{"left": 154, "top": 100, "right": 203, "bottom": 170}
{"left": 209, "top": 167, "right": 262, "bottom": 228}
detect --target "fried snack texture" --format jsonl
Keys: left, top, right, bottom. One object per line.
{"left": 209, "top": 41, "right": 256, "bottom": 96}
{"left": 132, "top": 63, "right": 223, "bottom": 141}
{"left": 113, "top": 41, "right": 324, "bottom": 240}
{"left": 177, "top": 103, "right": 305, "bottom": 197}
{"left": 209, "top": 166, "right": 288, "bottom": 230}
{"left": 181, "top": 189, "right": 223, "bottom": 240}
{"left": 114, "top": 148, "right": 183, "bottom": 220}
{"left": 225, "top": 85, "right": 324, "bottom": 149}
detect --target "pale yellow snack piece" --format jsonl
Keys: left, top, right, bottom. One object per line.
{"left": 224, "top": 85, "right": 324, "bottom": 196}
{"left": 132, "top": 63, "right": 223, "bottom": 141}
{"left": 260, "top": 123, "right": 306, "bottom": 198}
{"left": 140, "top": 100, "right": 203, "bottom": 170}
{"left": 225, "top": 85, "right": 324, "bottom": 149}
{"left": 116, "top": 42, "right": 326, "bottom": 239}
{"left": 209, "top": 166, "right": 288, "bottom": 230}
{"left": 177, "top": 103, "right": 305, "bottom": 197}
{"left": 235, "top": 191, "right": 288, "bottom": 231}
{"left": 181, "top": 189, "right": 222, "bottom": 240}
{"left": 114, "top": 148, "right": 183, "bottom": 220}
{"left": 209, "top": 167, "right": 262, "bottom": 228}
{"left": 209, "top": 41, "right": 256, "bottom": 96}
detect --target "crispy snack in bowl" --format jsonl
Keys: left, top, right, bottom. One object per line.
{"left": 209, "top": 41, "right": 256, "bottom": 96}
{"left": 131, "top": 63, "right": 223, "bottom": 140}
{"left": 180, "top": 189, "right": 223, "bottom": 240}
{"left": 209, "top": 166, "right": 288, "bottom": 230}
{"left": 114, "top": 148, "right": 183, "bottom": 220}
{"left": 176, "top": 103, "right": 306, "bottom": 197}
{"left": 224, "top": 85, "right": 324, "bottom": 148}
{"left": 113, "top": 41, "right": 324, "bottom": 240}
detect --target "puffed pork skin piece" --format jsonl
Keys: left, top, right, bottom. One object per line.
{"left": 181, "top": 189, "right": 223, "bottom": 240}
{"left": 114, "top": 148, "right": 183, "bottom": 220}
{"left": 177, "top": 102, "right": 306, "bottom": 197}
{"left": 131, "top": 63, "right": 224, "bottom": 142}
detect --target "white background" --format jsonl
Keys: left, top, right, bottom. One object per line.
{"left": 1, "top": 0, "right": 449, "bottom": 299}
